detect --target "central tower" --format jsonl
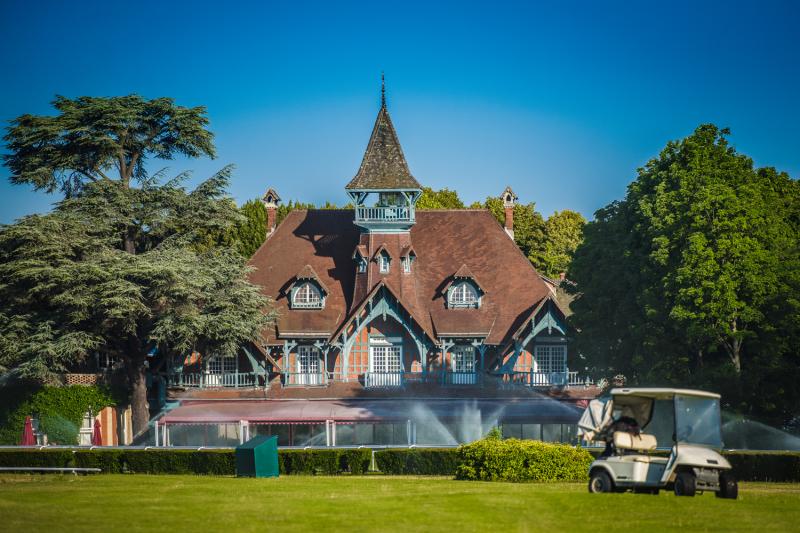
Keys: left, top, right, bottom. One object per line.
{"left": 345, "top": 76, "right": 422, "bottom": 233}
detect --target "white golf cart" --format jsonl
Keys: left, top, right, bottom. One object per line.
{"left": 578, "top": 388, "right": 738, "bottom": 498}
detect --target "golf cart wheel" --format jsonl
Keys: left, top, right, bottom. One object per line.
{"left": 716, "top": 472, "right": 738, "bottom": 500}
{"left": 588, "top": 470, "right": 614, "bottom": 493}
{"left": 674, "top": 471, "right": 697, "bottom": 497}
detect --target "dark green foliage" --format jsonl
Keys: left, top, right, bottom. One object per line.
{"left": 0, "top": 450, "right": 76, "bottom": 468}
{"left": 0, "top": 168, "right": 276, "bottom": 434}
{"left": 279, "top": 449, "right": 371, "bottom": 475}
{"left": 0, "top": 385, "right": 114, "bottom": 445}
{"left": 455, "top": 436, "right": 594, "bottom": 482}
{"left": 123, "top": 450, "right": 236, "bottom": 475}
{"left": 3, "top": 94, "right": 215, "bottom": 195}
{"left": 569, "top": 124, "right": 800, "bottom": 425}
{"left": 230, "top": 199, "right": 268, "bottom": 258}
{"left": 724, "top": 451, "right": 800, "bottom": 482}
{"left": 374, "top": 448, "right": 460, "bottom": 475}
{"left": 74, "top": 449, "right": 125, "bottom": 473}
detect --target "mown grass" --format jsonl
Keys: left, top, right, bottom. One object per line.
{"left": 0, "top": 475, "right": 798, "bottom": 532}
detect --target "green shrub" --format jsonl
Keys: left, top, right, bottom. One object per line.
{"left": 279, "top": 449, "right": 371, "bottom": 475}
{"left": 375, "top": 448, "right": 459, "bottom": 475}
{"left": 724, "top": 451, "right": 800, "bottom": 482}
{"left": 455, "top": 437, "right": 594, "bottom": 482}
{"left": 123, "top": 450, "right": 236, "bottom": 475}
{"left": 0, "top": 449, "right": 75, "bottom": 468}
{"left": 74, "top": 449, "right": 125, "bottom": 473}
{"left": 0, "top": 385, "right": 115, "bottom": 445}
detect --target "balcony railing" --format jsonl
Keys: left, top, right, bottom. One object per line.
{"left": 283, "top": 372, "right": 327, "bottom": 387}
{"left": 501, "top": 370, "right": 593, "bottom": 388}
{"left": 364, "top": 372, "right": 405, "bottom": 388}
{"left": 168, "top": 372, "right": 257, "bottom": 388}
{"left": 355, "top": 206, "right": 414, "bottom": 223}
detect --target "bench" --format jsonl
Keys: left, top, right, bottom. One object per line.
{"left": 0, "top": 467, "right": 101, "bottom": 475}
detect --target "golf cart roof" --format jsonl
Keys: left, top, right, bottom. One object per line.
{"left": 610, "top": 388, "right": 720, "bottom": 400}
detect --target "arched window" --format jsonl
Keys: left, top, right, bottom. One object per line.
{"left": 293, "top": 282, "right": 322, "bottom": 308}
{"left": 449, "top": 281, "right": 479, "bottom": 308}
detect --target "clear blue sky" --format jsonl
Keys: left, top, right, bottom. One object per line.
{"left": 1, "top": 0, "right": 798, "bottom": 223}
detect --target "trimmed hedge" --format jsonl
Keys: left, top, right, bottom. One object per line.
{"left": 724, "top": 451, "right": 800, "bottom": 482}
{"left": 279, "top": 449, "right": 371, "bottom": 475}
{"left": 374, "top": 448, "right": 459, "bottom": 475}
{"left": 455, "top": 437, "right": 594, "bottom": 482}
{"left": 1, "top": 448, "right": 799, "bottom": 481}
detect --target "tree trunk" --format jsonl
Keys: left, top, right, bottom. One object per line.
{"left": 127, "top": 355, "right": 150, "bottom": 437}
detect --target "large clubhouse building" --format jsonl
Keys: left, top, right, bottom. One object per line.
{"left": 156, "top": 89, "right": 599, "bottom": 447}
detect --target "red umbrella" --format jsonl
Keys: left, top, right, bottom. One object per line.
{"left": 20, "top": 416, "right": 35, "bottom": 446}
{"left": 91, "top": 417, "right": 103, "bottom": 446}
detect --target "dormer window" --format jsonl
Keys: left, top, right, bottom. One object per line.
{"left": 358, "top": 257, "right": 367, "bottom": 273}
{"left": 379, "top": 253, "right": 390, "bottom": 273}
{"left": 402, "top": 256, "right": 410, "bottom": 273}
{"left": 293, "top": 282, "right": 323, "bottom": 308}
{"left": 449, "top": 281, "right": 480, "bottom": 308}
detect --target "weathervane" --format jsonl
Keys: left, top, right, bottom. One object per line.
{"left": 381, "top": 72, "right": 386, "bottom": 107}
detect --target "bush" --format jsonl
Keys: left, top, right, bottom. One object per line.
{"left": 0, "top": 449, "right": 75, "bottom": 468}
{"left": 123, "top": 450, "right": 235, "bottom": 475}
{"left": 724, "top": 451, "right": 800, "bottom": 482}
{"left": 0, "top": 385, "right": 115, "bottom": 445}
{"left": 279, "top": 449, "right": 371, "bottom": 475}
{"left": 455, "top": 436, "right": 594, "bottom": 482}
{"left": 375, "top": 448, "right": 459, "bottom": 475}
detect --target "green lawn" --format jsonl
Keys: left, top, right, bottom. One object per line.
{"left": 0, "top": 475, "right": 798, "bottom": 532}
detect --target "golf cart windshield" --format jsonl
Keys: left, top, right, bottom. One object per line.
{"left": 675, "top": 395, "right": 722, "bottom": 448}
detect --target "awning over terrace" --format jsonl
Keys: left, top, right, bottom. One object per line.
{"left": 161, "top": 398, "right": 582, "bottom": 424}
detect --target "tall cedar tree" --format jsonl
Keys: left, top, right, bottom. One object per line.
{"left": 0, "top": 169, "right": 275, "bottom": 435}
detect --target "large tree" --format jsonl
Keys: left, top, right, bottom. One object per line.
{"left": 417, "top": 186, "right": 465, "bottom": 209}
{"left": 3, "top": 94, "right": 215, "bottom": 254}
{"left": 0, "top": 169, "right": 274, "bottom": 435}
{"left": 569, "top": 125, "right": 800, "bottom": 423}
{"left": 539, "top": 210, "right": 586, "bottom": 279}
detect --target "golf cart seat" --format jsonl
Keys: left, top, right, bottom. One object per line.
{"left": 613, "top": 431, "right": 657, "bottom": 452}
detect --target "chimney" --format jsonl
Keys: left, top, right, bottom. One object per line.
{"left": 262, "top": 188, "right": 281, "bottom": 236}
{"left": 501, "top": 186, "right": 517, "bottom": 240}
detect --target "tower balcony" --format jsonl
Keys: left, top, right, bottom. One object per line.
{"left": 354, "top": 205, "right": 415, "bottom": 230}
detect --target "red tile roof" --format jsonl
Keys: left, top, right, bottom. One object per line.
{"left": 248, "top": 209, "right": 552, "bottom": 345}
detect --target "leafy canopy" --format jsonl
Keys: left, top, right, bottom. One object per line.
{"left": 3, "top": 94, "right": 215, "bottom": 195}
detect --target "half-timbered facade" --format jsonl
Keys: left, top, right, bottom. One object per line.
{"left": 158, "top": 87, "right": 598, "bottom": 447}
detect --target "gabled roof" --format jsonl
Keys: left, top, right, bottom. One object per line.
{"left": 248, "top": 209, "right": 552, "bottom": 345}
{"left": 352, "top": 245, "right": 368, "bottom": 260}
{"left": 372, "top": 243, "right": 391, "bottom": 259}
{"left": 442, "top": 264, "right": 485, "bottom": 294}
{"left": 400, "top": 244, "right": 416, "bottom": 258}
{"left": 263, "top": 188, "right": 281, "bottom": 204}
{"left": 294, "top": 265, "right": 329, "bottom": 295}
{"left": 345, "top": 103, "right": 421, "bottom": 191}
{"left": 331, "top": 280, "right": 436, "bottom": 344}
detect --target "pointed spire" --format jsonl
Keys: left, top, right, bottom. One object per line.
{"left": 345, "top": 78, "right": 421, "bottom": 190}
{"left": 381, "top": 72, "right": 386, "bottom": 108}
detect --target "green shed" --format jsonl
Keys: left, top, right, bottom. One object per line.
{"left": 236, "top": 435, "right": 279, "bottom": 478}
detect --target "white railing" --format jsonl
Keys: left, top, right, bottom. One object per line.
{"left": 355, "top": 206, "right": 413, "bottom": 223}
{"left": 283, "top": 372, "right": 327, "bottom": 387}
{"left": 364, "top": 372, "right": 404, "bottom": 388}
{"left": 497, "top": 370, "right": 593, "bottom": 388}
{"left": 168, "top": 372, "right": 257, "bottom": 388}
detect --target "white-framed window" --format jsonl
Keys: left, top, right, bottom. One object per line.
{"left": 369, "top": 343, "right": 402, "bottom": 374}
{"left": 451, "top": 346, "right": 476, "bottom": 373}
{"left": 379, "top": 254, "right": 390, "bottom": 273}
{"left": 402, "top": 256, "right": 411, "bottom": 273}
{"left": 449, "top": 281, "right": 479, "bottom": 308}
{"left": 534, "top": 344, "right": 566, "bottom": 374}
{"left": 357, "top": 257, "right": 367, "bottom": 273}
{"left": 208, "top": 356, "right": 236, "bottom": 375}
{"left": 293, "top": 282, "right": 322, "bottom": 308}
{"left": 298, "top": 345, "right": 320, "bottom": 375}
